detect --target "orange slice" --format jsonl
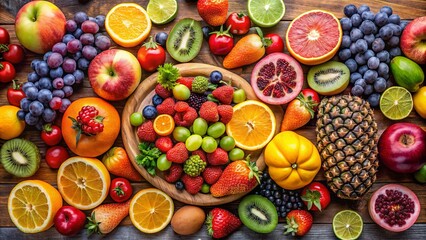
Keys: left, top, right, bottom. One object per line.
{"left": 153, "top": 114, "right": 175, "bottom": 136}
{"left": 8, "top": 180, "right": 63, "bottom": 233}
{"left": 225, "top": 100, "right": 276, "bottom": 151}
{"left": 130, "top": 188, "right": 174, "bottom": 233}
{"left": 57, "top": 157, "right": 110, "bottom": 210}
{"left": 286, "top": 10, "right": 342, "bottom": 65}
{"left": 105, "top": 3, "right": 152, "bottom": 47}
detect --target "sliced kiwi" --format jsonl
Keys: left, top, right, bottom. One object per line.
{"left": 166, "top": 18, "right": 203, "bottom": 63}
{"left": 307, "top": 61, "right": 350, "bottom": 95}
{"left": 1, "top": 138, "right": 41, "bottom": 177}
{"left": 238, "top": 194, "right": 278, "bottom": 234}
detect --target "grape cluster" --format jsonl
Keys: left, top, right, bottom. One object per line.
{"left": 18, "top": 12, "right": 111, "bottom": 130}
{"left": 338, "top": 4, "right": 408, "bottom": 107}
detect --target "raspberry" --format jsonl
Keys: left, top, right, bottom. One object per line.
{"left": 174, "top": 107, "right": 197, "bottom": 127}
{"left": 217, "top": 105, "right": 233, "bottom": 124}
{"left": 199, "top": 101, "right": 219, "bottom": 122}
{"left": 166, "top": 142, "right": 188, "bottom": 163}
{"left": 182, "top": 174, "right": 204, "bottom": 195}
{"left": 156, "top": 97, "right": 176, "bottom": 116}
{"left": 69, "top": 106, "right": 104, "bottom": 143}
{"left": 155, "top": 84, "right": 172, "bottom": 99}
{"left": 137, "top": 121, "right": 157, "bottom": 142}
{"left": 174, "top": 101, "right": 189, "bottom": 112}
{"left": 187, "top": 93, "right": 207, "bottom": 111}
{"left": 164, "top": 164, "right": 183, "bottom": 183}
{"left": 207, "top": 148, "right": 229, "bottom": 165}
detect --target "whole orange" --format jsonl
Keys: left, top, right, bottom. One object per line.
{"left": 62, "top": 97, "right": 120, "bottom": 157}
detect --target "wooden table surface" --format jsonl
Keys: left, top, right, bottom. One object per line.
{"left": 1, "top": 0, "right": 426, "bottom": 239}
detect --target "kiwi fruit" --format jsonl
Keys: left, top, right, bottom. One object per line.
{"left": 307, "top": 61, "right": 350, "bottom": 95}
{"left": 1, "top": 138, "right": 41, "bottom": 177}
{"left": 238, "top": 194, "right": 278, "bottom": 234}
{"left": 166, "top": 18, "right": 203, "bottom": 63}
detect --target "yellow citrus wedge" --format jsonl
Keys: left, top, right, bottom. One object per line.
{"left": 8, "top": 180, "right": 63, "bottom": 233}
{"left": 153, "top": 114, "right": 175, "bottom": 136}
{"left": 105, "top": 3, "right": 152, "bottom": 47}
{"left": 57, "top": 157, "right": 110, "bottom": 210}
{"left": 226, "top": 100, "right": 276, "bottom": 151}
{"left": 130, "top": 188, "right": 174, "bottom": 233}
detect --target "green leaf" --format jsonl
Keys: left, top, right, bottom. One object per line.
{"left": 136, "top": 142, "right": 162, "bottom": 176}
{"left": 157, "top": 63, "right": 180, "bottom": 90}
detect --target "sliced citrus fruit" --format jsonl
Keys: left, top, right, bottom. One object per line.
{"left": 130, "top": 188, "right": 174, "bottom": 233}
{"left": 57, "top": 157, "right": 110, "bottom": 210}
{"left": 153, "top": 114, "right": 175, "bottom": 136}
{"left": 286, "top": 10, "right": 342, "bottom": 65}
{"left": 147, "top": 0, "right": 178, "bottom": 25}
{"left": 8, "top": 180, "right": 63, "bottom": 233}
{"left": 333, "top": 210, "right": 363, "bottom": 240}
{"left": 380, "top": 86, "right": 413, "bottom": 120}
{"left": 105, "top": 3, "right": 152, "bottom": 47}
{"left": 248, "top": 0, "right": 285, "bottom": 28}
{"left": 226, "top": 100, "right": 276, "bottom": 151}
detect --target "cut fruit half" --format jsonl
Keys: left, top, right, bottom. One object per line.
{"left": 286, "top": 10, "right": 342, "bottom": 65}
{"left": 380, "top": 86, "right": 413, "bottom": 120}
{"left": 333, "top": 210, "right": 363, "bottom": 240}
{"left": 247, "top": 0, "right": 286, "bottom": 28}
{"left": 226, "top": 100, "right": 276, "bottom": 151}
{"left": 153, "top": 114, "right": 175, "bottom": 136}
{"left": 166, "top": 18, "right": 203, "bottom": 63}
{"left": 147, "top": 0, "right": 178, "bottom": 25}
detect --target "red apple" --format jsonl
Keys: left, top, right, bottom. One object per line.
{"left": 88, "top": 49, "right": 142, "bottom": 101}
{"left": 15, "top": 1, "right": 66, "bottom": 54}
{"left": 378, "top": 122, "right": 426, "bottom": 173}
{"left": 400, "top": 16, "right": 426, "bottom": 64}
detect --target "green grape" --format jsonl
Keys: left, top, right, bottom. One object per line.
{"left": 202, "top": 136, "right": 218, "bottom": 153}
{"left": 229, "top": 148, "right": 244, "bottom": 161}
{"left": 185, "top": 134, "right": 202, "bottom": 151}
{"left": 207, "top": 122, "right": 226, "bottom": 138}
{"left": 220, "top": 136, "right": 235, "bottom": 151}
{"left": 173, "top": 126, "right": 191, "bottom": 142}
{"left": 233, "top": 88, "right": 247, "bottom": 103}
{"left": 201, "top": 183, "right": 210, "bottom": 193}
{"left": 157, "top": 154, "right": 172, "bottom": 171}
{"left": 130, "top": 112, "right": 144, "bottom": 127}
{"left": 172, "top": 84, "right": 190, "bottom": 100}
{"left": 192, "top": 117, "right": 208, "bottom": 136}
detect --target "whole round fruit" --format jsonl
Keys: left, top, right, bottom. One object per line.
{"left": 173, "top": 126, "right": 191, "bottom": 142}
{"left": 233, "top": 88, "right": 247, "bottom": 103}
{"left": 171, "top": 205, "right": 205, "bottom": 235}
{"left": 251, "top": 53, "right": 303, "bottom": 105}
{"left": 207, "top": 122, "right": 226, "bottom": 138}
{"left": 0, "top": 105, "right": 26, "bottom": 140}
{"left": 369, "top": 184, "right": 420, "bottom": 232}
{"left": 173, "top": 84, "right": 191, "bottom": 100}
{"left": 45, "top": 146, "right": 69, "bottom": 169}
{"left": 228, "top": 148, "right": 244, "bottom": 161}
{"left": 130, "top": 112, "right": 144, "bottom": 126}
{"left": 413, "top": 86, "right": 426, "bottom": 119}
{"left": 378, "top": 122, "right": 426, "bottom": 173}
{"left": 414, "top": 164, "right": 426, "bottom": 183}
{"left": 143, "top": 105, "right": 158, "bottom": 119}
{"left": 201, "top": 136, "right": 218, "bottom": 153}
{"left": 157, "top": 154, "right": 172, "bottom": 171}
{"left": 192, "top": 118, "right": 208, "bottom": 136}
{"left": 390, "top": 56, "right": 424, "bottom": 92}
{"left": 219, "top": 136, "right": 235, "bottom": 151}
{"left": 185, "top": 134, "right": 202, "bottom": 151}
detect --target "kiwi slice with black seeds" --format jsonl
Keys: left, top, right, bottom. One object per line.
{"left": 166, "top": 18, "right": 203, "bottom": 63}
{"left": 238, "top": 194, "right": 278, "bottom": 234}
{"left": 307, "top": 61, "right": 350, "bottom": 95}
{"left": 1, "top": 138, "right": 41, "bottom": 177}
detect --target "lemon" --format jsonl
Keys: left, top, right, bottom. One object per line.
{"left": 0, "top": 105, "right": 25, "bottom": 140}
{"left": 333, "top": 210, "right": 363, "bottom": 240}
{"left": 147, "top": 0, "right": 178, "bottom": 25}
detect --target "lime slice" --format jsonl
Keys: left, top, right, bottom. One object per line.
{"left": 333, "top": 210, "right": 363, "bottom": 240}
{"left": 147, "top": 0, "right": 178, "bottom": 25}
{"left": 248, "top": 0, "right": 286, "bottom": 28}
{"left": 380, "top": 86, "right": 413, "bottom": 120}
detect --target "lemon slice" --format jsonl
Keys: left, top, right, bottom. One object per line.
{"left": 248, "top": 0, "right": 285, "bottom": 28}
{"left": 333, "top": 210, "right": 363, "bottom": 240}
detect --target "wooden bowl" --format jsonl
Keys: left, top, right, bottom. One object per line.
{"left": 122, "top": 63, "right": 283, "bottom": 206}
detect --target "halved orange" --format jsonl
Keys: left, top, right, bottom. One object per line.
{"left": 8, "top": 180, "right": 63, "bottom": 233}
{"left": 130, "top": 188, "right": 174, "bottom": 233}
{"left": 153, "top": 114, "right": 175, "bottom": 136}
{"left": 57, "top": 157, "right": 110, "bottom": 210}
{"left": 105, "top": 3, "right": 152, "bottom": 47}
{"left": 285, "top": 10, "right": 342, "bottom": 65}
{"left": 225, "top": 100, "right": 276, "bottom": 151}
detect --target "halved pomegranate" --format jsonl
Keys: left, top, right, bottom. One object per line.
{"left": 368, "top": 184, "right": 420, "bottom": 232}
{"left": 250, "top": 53, "right": 303, "bottom": 105}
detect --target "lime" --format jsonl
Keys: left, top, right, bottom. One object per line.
{"left": 147, "top": 0, "right": 178, "bottom": 25}
{"left": 380, "top": 86, "right": 413, "bottom": 120}
{"left": 247, "top": 0, "right": 285, "bottom": 28}
{"left": 333, "top": 210, "right": 363, "bottom": 240}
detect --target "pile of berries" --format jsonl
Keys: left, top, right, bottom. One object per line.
{"left": 76, "top": 106, "right": 104, "bottom": 135}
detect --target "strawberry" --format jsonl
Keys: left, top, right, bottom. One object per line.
{"left": 174, "top": 107, "right": 197, "bottom": 127}
{"left": 137, "top": 121, "right": 157, "bottom": 142}
{"left": 166, "top": 142, "right": 188, "bottom": 163}
{"left": 199, "top": 101, "right": 219, "bottom": 122}
{"left": 206, "top": 208, "right": 241, "bottom": 238}
{"left": 156, "top": 97, "right": 175, "bottom": 116}
{"left": 210, "top": 158, "right": 259, "bottom": 197}
{"left": 164, "top": 163, "right": 183, "bottom": 183}
{"left": 212, "top": 85, "right": 234, "bottom": 105}
{"left": 217, "top": 104, "right": 233, "bottom": 124}
{"left": 155, "top": 84, "right": 172, "bottom": 99}
{"left": 202, "top": 166, "right": 223, "bottom": 185}
{"left": 155, "top": 136, "right": 173, "bottom": 153}
{"left": 177, "top": 77, "right": 194, "bottom": 90}
{"left": 197, "top": 0, "right": 228, "bottom": 27}
{"left": 86, "top": 200, "right": 130, "bottom": 235}
{"left": 181, "top": 174, "right": 204, "bottom": 194}
{"left": 174, "top": 101, "right": 189, "bottom": 112}
{"left": 280, "top": 93, "right": 318, "bottom": 131}
{"left": 207, "top": 148, "right": 229, "bottom": 165}
{"left": 192, "top": 149, "right": 207, "bottom": 162}
{"left": 284, "top": 210, "right": 313, "bottom": 237}
{"left": 102, "top": 147, "right": 142, "bottom": 182}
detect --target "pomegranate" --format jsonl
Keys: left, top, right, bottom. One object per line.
{"left": 368, "top": 184, "right": 420, "bottom": 232}
{"left": 251, "top": 53, "right": 303, "bottom": 105}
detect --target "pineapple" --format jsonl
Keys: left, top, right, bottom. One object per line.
{"left": 316, "top": 95, "right": 379, "bottom": 200}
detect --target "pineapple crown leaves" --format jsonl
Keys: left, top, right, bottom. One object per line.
{"left": 283, "top": 216, "right": 299, "bottom": 236}
{"left": 157, "top": 63, "right": 180, "bottom": 90}
{"left": 300, "top": 189, "right": 322, "bottom": 211}
{"left": 244, "top": 155, "right": 260, "bottom": 184}
{"left": 142, "top": 36, "right": 160, "bottom": 49}
{"left": 296, "top": 93, "right": 318, "bottom": 119}
{"left": 85, "top": 212, "right": 101, "bottom": 236}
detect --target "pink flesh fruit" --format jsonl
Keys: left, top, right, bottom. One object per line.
{"left": 250, "top": 52, "right": 303, "bottom": 105}
{"left": 369, "top": 184, "right": 420, "bottom": 232}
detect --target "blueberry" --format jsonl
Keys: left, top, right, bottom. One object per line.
{"left": 359, "top": 20, "right": 377, "bottom": 35}
{"left": 175, "top": 181, "right": 184, "bottom": 191}
{"left": 368, "top": 93, "right": 381, "bottom": 108}
{"left": 37, "top": 89, "right": 53, "bottom": 104}
{"left": 355, "top": 78, "right": 366, "bottom": 88}
{"left": 374, "top": 12, "right": 388, "bottom": 27}
{"left": 35, "top": 61, "right": 50, "bottom": 77}
{"left": 73, "top": 69, "right": 85, "bottom": 84}
{"left": 350, "top": 28, "right": 363, "bottom": 42}
{"left": 142, "top": 105, "right": 158, "bottom": 119}
{"left": 374, "top": 77, "right": 387, "bottom": 92}
{"left": 379, "top": 25, "right": 393, "bottom": 40}
{"left": 351, "top": 84, "right": 364, "bottom": 96}
{"left": 341, "top": 35, "right": 352, "bottom": 48}
{"left": 364, "top": 70, "right": 378, "bottom": 83}
{"left": 363, "top": 34, "right": 375, "bottom": 46}
{"left": 350, "top": 42, "right": 358, "bottom": 55}
{"left": 25, "top": 86, "right": 39, "bottom": 100}
{"left": 340, "top": 17, "right": 352, "bottom": 31}
{"left": 152, "top": 94, "right": 163, "bottom": 106}
{"left": 355, "top": 53, "right": 367, "bottom": 65}
{"left": 22, "top": 82, "right": 35, "bottom": 92}
{"left": 377, "top": 50, "right": 390, "bottom": 62}
{"left": 74, "top": 11, "right": 88, "bottom": 25}
{"left": 380, "top": 6, "right": 393, "bottom": 16}
{"left": 344, "top": 4, "right": 358, "bottom": 17}
{"left": 20, "top": 98, "right": 31, "bottom": 112}
{"left": 368, "top": 57, "right": 380, "bottom": 70}
{"left": 388, "top": 14, "right": 400, "bottom": 25}
{"left": 29, "top": 100, "right": 44, "bottom": 117}
{"left": 372, "top": 38, "right": 385, "bottom": 52}
{"left": 350, "top": 72, "right": 362, "bottom": 84}
{"left": 25, "top": 113, "right": 39, "bottom": 126}
{"left": 31, "top": 59, "right": 42, "bottom": 71}
{"left": 351, "top": 14, "right": 362, "bottom": 27}
{"left": 389, "top": 47, "right": 402, "bottom": 58}
{"left": 345, "top": 59, "right": 358, "bottom": 73}
{"left": 39, "top": 77, "right": 53, "bottom": 90}
{"left": 358, "top": 65, "right": 369, "bottom": 75}
{"left": 17, "top": 109, "right": 26, "bottom": 120}
{"left": 202, "top": 26, "right": 213, "bottom": 40}
{"left": 355, "top": 39, "right": 368, "bottom": 53}
{"left": 339, "top": 49, "right": 352, "bottom": 61}
{"left": 400, "top": 20, "right": 409, "bottom": 30}
{"left": 388, "top": 23, "right": 402, "bottom": 36}
{"left": 364, "top": 84, "right": 374, "bottom": 96}
{"left": 209, "top": 70, "right": 223, "bottom": 84}
{"left": 361, "top": 11, "right": 375, "bottom": 21}
{"left": 49, "top": 67, "right": 64, "bottom": 79}
{"left": 268, "top": 196, "right": 275, "bottom": 203}
{"left": 63, "top": 74, "right": 76, "bottom": 86}
{"left": 378, "top": 63, "right": 389, "bottom": 77}
{"left": 358, "top": 4, "right": 370, "bottom": 15}
{"left": 155, "top": 32, "right": 168, "bottom": 47}
{"left": 387, "top": 36, "right": 400, "bottom": 47}
{"left": 363, "top": 49, "right": 375, "bottom": 60}
{"left": 95, "top": 15, "right": 105, "bottom": 28}
{"left": 42, "top": 108, "right": 56, "bottom": 123}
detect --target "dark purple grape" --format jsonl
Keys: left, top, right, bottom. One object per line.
{"left": 35, "top": 61, "right": 50, "bottom": 77}
{"left": 95, "top": 35, "right": 111, "bottom": 50}
{"left": 43, "top": 51, "right": 53, "bottom": 62}
{"left": 81, "top": 20, "right": 99, "bottom": 34}
{"left": 49, "top": 67, "right": 64, "bottom": 79}
{"left": 339, "top": 49, "right": 352, "bottom": 61}
{"left": 17, "top": 110, "right": 26, "bottom": 120}
{"left": 77, "top": 58, "right": 90, "bottom": 71}
{"left": 62, "top": 34, "right": 75, "bottom": 44}
{"left": 364, "top": 84, "right": 373, "bottom": 96}
{"left": 72, "top": 51, "right": 82, "bottom": 61}
{"left": 374, "top": 12, "right": 388, "bottom": 27}
{"left": 361, "top": 11, "right": 375, "bottom": 21}
{"left": 367, "top": 93, "right": 381, "bottom": 108}
{"left": 31, "top": 59, "right": 42, "bottom": 71}
{"left": 42, "top": 108, "right": 56, "bottom": 123}
{"left": 374, "top": 77, "right": 387, "bottom": 92}
{"left": 66, "top": 19, "right": 78, "bottom": 33}
{"left": 62, "top": 58, "right": 77, "bottom": 73}
{"left": 27, "top": 72, "right": 39, "bottom": 82}
{"left": 73, "top": 70, "right": 85, "bottom": 84}
{"left": 59, "top": 98, "right": 71, "bottom": 113}
{"left": 359, "top": 20, "right": 376, "bottom": 35}
{"left": 155, "top": 32, "right": 168, "bottom": 47}
{"left": 340, "top": 17, "right": 352, "bottom": 31}
{"left": 25, "top": 113, "right": 39, "bottom": 126}
{"left": 357, "top": 4, "right": 370, "bottom": 15}
{"left": 341, "top": 35, "right": 351, "bottom": 48}
{"left": 72, "top": 28, "right": 83, "bottom": 39}
{"left": 388, "top": 14, "right": 400, "bottom": 25}
{"left": 52, "top": 42, "right": 68, "bottom": 56}
{"left": 29, "top": 101, "right": 44, "bottom": 116}
{"left": 355, "top": 39, "right": 368, "bottom": 53}
{"left": 351, "top": 84, "right": 364, "bottom": 96}
{"left": 47, "top": 52, "right": 64, "bottom": 68}
{"left": 378, "top": 63, "right": 389, "bottom": 77}
{"left": 22, "top": 82, "right": 35, "bottom": 92}
{"left": 80, "top": 33, "right": 95, "bottom": 45}
{"left": 52, "top": 77, "right": 64, "bottom": 89}
{"left": 380, "top": 6, "right": 393, "bottom": 16}
{"left": 387, "top": 36, "right": 400, "bottom": 47}
{"left": 345, "top": 59, "right": 358, "bottom": 73}
{"left": 372, "top": 38, "right": 385, "bottom": 52}
{"left": 67, "top": 39, "right": 82, "bottom": 54}
{"left": 52, "top": 89, "right": 65, "bottom": 98}
{"left": 95, "top": 15, "right": 105, "bottom": 28}
{"left": 63, "top": 86, "right": 73, "bottom": 97}
{"left": 25, "top": 86, "right": 38, "bottom": 100}
{"left": 74, "top": 12, "right": 88, "bottom": 25}
{"left": 39, "top": 77, "right": 52, "bottom": 90}
{"left": 20, "top": 98, "right": 31, "bottom": 112}
{"left": 344, "top": 4, "right": 357, "bottom": 17}
{"left": 350, "top": 28, "right": 363, "bottom": 42}
{"left": 37, "top": 89, "right": 52, "bottom": 104}
{"left": 367, "top": 57, "right": 380, "bottom": 70}
{"left": 63, "top": 74, "right": 76, "bottom": 86}
{"left": 82, "top": 45, "right": 97, "bottom": 60}
{"left": 379, "top": 25, "right": 393, "bottom": 40}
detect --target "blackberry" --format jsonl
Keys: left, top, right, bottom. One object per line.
{"left": 255, "top": 170, "right": 304, "bottom": 218}
{"left": 187, "top": 93, "right": 207, "bottom": 111}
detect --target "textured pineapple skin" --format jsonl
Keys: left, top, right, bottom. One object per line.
{"left": 316, "top": 95, "right": 379, "bottom": 200}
